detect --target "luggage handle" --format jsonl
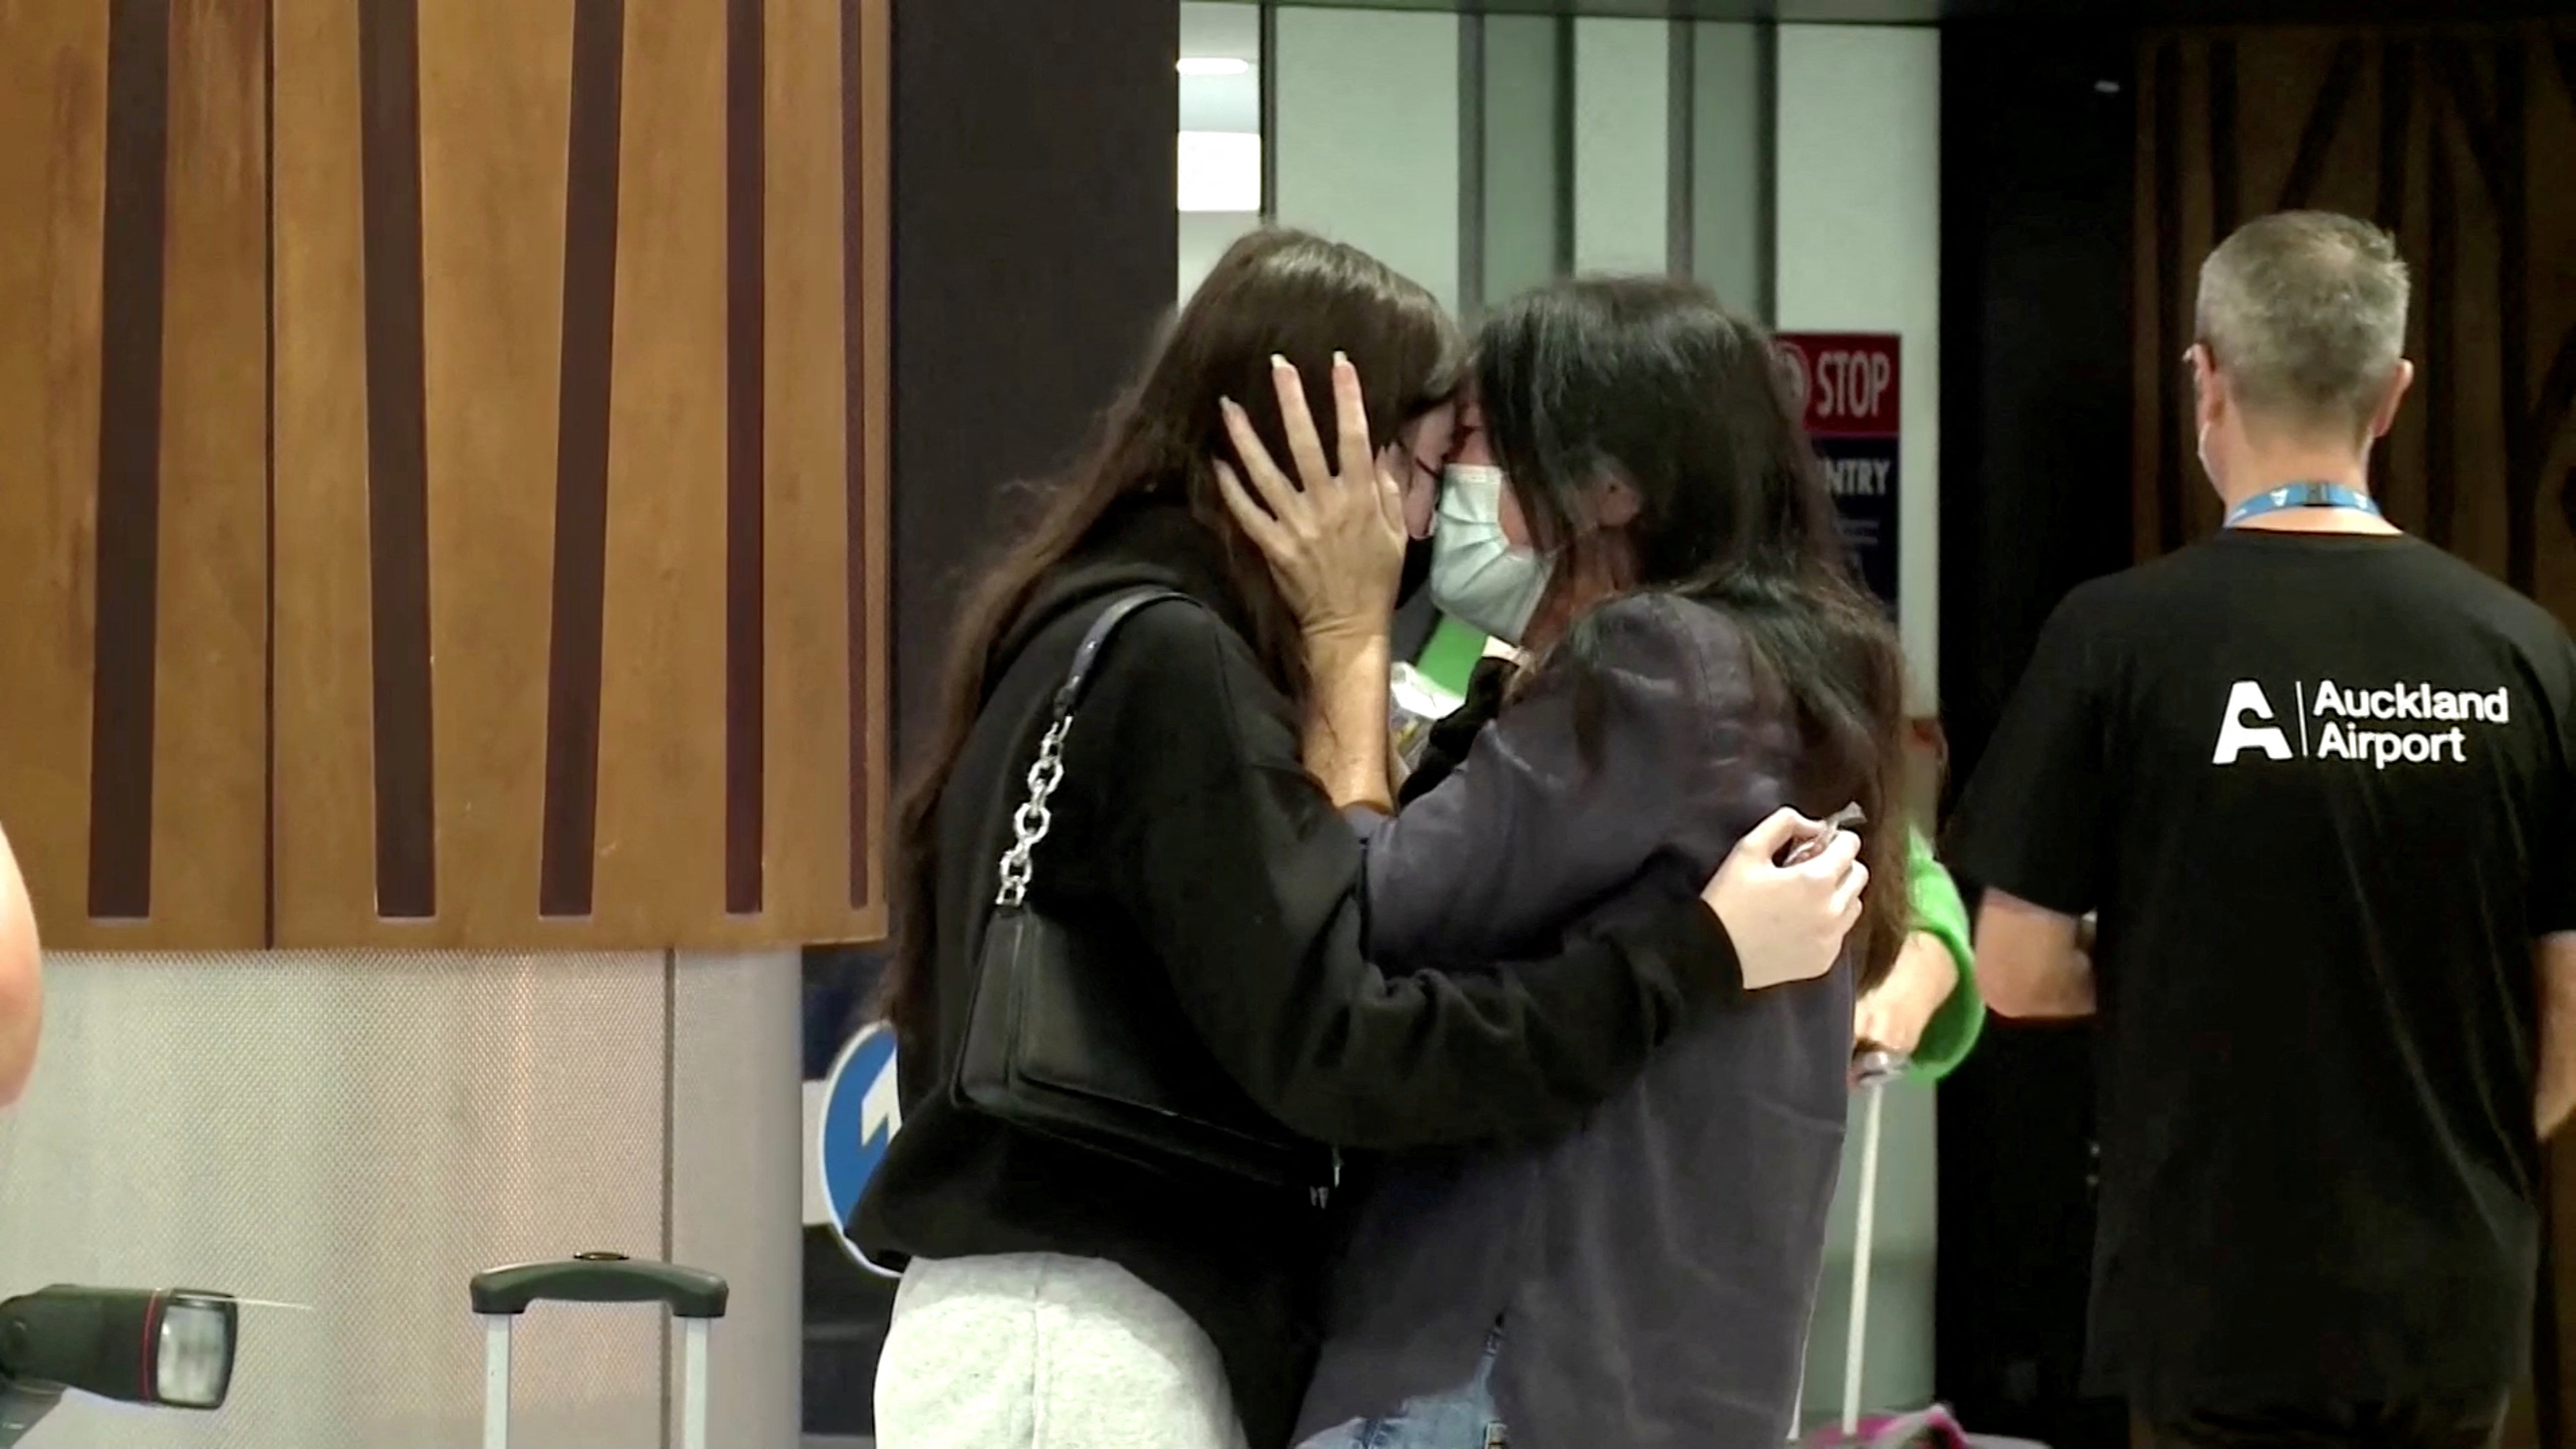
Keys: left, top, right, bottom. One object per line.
{"left": 1790, "top": 1048, "right": 1912, "bottom": 1444}
{"left": 1841, "top": 1051, "right": 1906, "bottom": 1435}
{"left": 470, "top": 1252, "right": 729, "bottom": 1319}
{"left": 473, "top": 1254, "right": 729, "bottom": 1449}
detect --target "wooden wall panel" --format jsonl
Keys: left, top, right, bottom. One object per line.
{"left": 1, "top": 0, "right": 889, "bottom": 951}
{"left": 83, "top": 0, "right": 168, "bottom": 926}
{"left": 0, "top": 0, "right": 267, "bottom": 951}
{"left": 267, "top": 0, "right": 892, "bottom": 948}
{"left": 270, "top": 0, "right": 379, "bottom": 945}
{"left": 153, "top": 0, "right": 270, "bottom": 944}
{"left": 850, "top": 0, "right": 894, "bottom": 934}
{"left": 417, "top": 0, "right": 577, "bottom": 945}
{"left": 590, "top": 0, "right": 729, "bottom": 942}
{"left": 0, "top": 1, "right": 109, "bottom": 947}
{"left": 2133, "top": 25, "right": 2576, "bottom": 628}
{"left": 760, "top": 0, "right": 854, "bottom": 944}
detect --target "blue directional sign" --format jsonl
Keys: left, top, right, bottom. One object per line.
{"left": 815, "top": 1020, "right": 903, "bottom": 1278}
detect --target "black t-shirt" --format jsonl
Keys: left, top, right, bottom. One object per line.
{"left": 1950, "top": 530, "right": 2576, "bottom": 1417}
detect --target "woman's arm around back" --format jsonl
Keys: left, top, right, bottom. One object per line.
{"left": 1081, "top": 604, "right": 1856, "bottom": 1152}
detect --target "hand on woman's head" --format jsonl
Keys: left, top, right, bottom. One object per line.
{"left": 1213, "top": 353, "right": 1406, "bottom": 646}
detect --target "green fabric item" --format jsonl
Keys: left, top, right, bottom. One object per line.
{"left": 1902, "top": 826, "right": 1986, "bottom": 1080}
{"left": 1413, "top": 615, "right": 1489, "bottom": 698}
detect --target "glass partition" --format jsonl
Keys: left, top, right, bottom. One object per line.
{"left": 1180, "top": 9, "right": 1776, "bottom": 321}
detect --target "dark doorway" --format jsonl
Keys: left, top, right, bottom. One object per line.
{"left": 1933, "top": 17, "right": 2136, "bottom": 1448}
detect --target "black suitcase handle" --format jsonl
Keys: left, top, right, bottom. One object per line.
{"left": 469, "top": 1252, "right": 729, "bottom": 1320}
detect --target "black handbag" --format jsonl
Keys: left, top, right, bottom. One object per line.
{"left": 951, "top": 588, "right": 1341, "bottom": 1200}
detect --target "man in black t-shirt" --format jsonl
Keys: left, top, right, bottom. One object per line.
{"left": 1951, "top": 211, "right": 2576, "bottom": 1449}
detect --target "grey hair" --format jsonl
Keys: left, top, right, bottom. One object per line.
{"left": 2194, "top": 210, "right": 2410, "bottom": 437}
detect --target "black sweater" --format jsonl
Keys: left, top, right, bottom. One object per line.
{"left": 851, "top": 501, "right": 1743, "bottom": 1447}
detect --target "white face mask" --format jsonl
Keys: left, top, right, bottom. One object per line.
{"left": 2197, "top": 418, "right": 2219, "bottom": 490}
{"left": 1428, "top": 465, "right": 1551, "bottom": 645}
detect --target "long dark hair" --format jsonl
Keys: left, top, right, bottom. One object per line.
{"left": 879, "top": 228, "right": 1460, "bottom": 1033}
{"left": 1476, "top": 276, "right": 1914, "bottom": 988}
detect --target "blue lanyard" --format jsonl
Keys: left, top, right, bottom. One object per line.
{"left": 2223, "top": 481, "right": 2382, "bottom": 529}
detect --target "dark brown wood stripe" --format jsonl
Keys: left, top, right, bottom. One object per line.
{"left": 2276, "top": 39, "right": 2363, "bottom": 213}
{"left": 2425, "top": 135, "right": 2456, "bottom": 548}
{"left": 725, "top": 0, "right": 766, "bottom": 915}
{"left": 2433, "top": 42, "right": 2535, "bottom": 575}
{"left": 841, "top": 0, "right": 867, "bottom": 909}
{"left": 2551, "top": 16, "right": 2576, "bottom": 574}
{"left": 2560, "top": 460, "right": 2576, "bottom": 555}
{"left": 358, "top": 0, "right": 437, "bottom": 918}
{"left": 2151, "top": 39, "right": 2184, "bottom": 555}
{"left": 538, "top": 0, "right": 627, "bottom": 917}
{"left": 2554, "top": 38, "right": 2576, "bottom": 555}
{"left": 2428, "top": 40, "right": 2533, "bottom": 589}
{"left": 264, "top": 0, "right": 279, "bottom": 946}
{"left": 87, "top": 0, "right": 174, "bottom": 921}
{"left": 2207, "top": 38, "right": 2238, "bottom": 240}
{"left": 2368, "top": 43, "right": 2410, "bottom": 528}
{"left": 2430, "top": 42, "right": 2509, "bottom": 210}
{"left": 2488, "top": 39, "right": 2533, "bottom": 596}
{"left": 2539, "top": 336, "right": 2576, "bottom": 540}
{"left": 2373, "top": 40, "right": 2412, "bottom": 234}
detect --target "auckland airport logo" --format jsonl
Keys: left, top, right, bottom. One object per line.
{"left": 2214, "top": 679, "right": 2513, "bottom": 769}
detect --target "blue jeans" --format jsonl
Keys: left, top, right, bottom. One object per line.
{"left": 1299, "top": 1334, "right": 1505, "bottom": 1449}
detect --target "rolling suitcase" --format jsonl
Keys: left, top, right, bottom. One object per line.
{"left": 470, "top": 1251, "right": 731, "bottom": 1449}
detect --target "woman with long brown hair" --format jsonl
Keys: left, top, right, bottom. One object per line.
{"left": 1219, "top": 276, "right": 1917, "bottom": 1449}
{"left": 850, "top": 230, "right": 1869, "bottom": 1449}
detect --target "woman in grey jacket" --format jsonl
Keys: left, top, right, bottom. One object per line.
{"left": 1218, "top": 277, "right": 1913, "bottom": 1449}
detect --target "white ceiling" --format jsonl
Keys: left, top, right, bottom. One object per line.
{"left": 1179, "top": 2, "right": 1261, "bottom": 134}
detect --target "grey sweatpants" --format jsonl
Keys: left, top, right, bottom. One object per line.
{"left": 875, "top": 1252, "right": 1250, "bottom": 1449}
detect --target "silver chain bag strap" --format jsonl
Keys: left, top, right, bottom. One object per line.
{"left": 994, "top": 714, "right": 1069, "bottom": 910}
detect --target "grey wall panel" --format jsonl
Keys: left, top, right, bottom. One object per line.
{"left": 1690, "top": 21, "right": 1774, "bottom": 316}
{"left": 1571, "top": 17, "right": 1672, "bottom": 273}
{"left": 0, "top": 949, "right": 794, "bottom": 1449}
{"left": 669, "top": 949, "right": 804, "bottom": 1449}
{"left": 0, "top": 949, "right": 667, "bottom": 1448}
{"left": 1479, "top": 15, "right": 1569, "bottom": 307}
{"left": 1272, "top": 8, "right": 1464, "bottom": 311}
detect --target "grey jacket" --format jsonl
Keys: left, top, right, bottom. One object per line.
{"left": 1296, "top": 592, "right": 1856, "bottom": 1449}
